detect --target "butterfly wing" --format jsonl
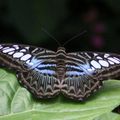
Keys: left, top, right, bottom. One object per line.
{"left": 0, "top": 44, "right": 60, "bottom": 99}
{"left": 61, "top": 51, "right": 120, "bottom": 101}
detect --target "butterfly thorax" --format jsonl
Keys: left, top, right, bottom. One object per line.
{"left": 56, "top": 47, "right": 66, "bottom": 81}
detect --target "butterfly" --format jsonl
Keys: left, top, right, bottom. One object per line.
{"left": 0, "top": 43, "right": 120, "bottom": 101}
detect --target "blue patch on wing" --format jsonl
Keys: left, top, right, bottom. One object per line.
{"left": 26, "top": 57, "right": 42, "bottom": 69}
{"left": 37, "top": 69, "right": 56, "bottom": 75}
{"left": 66, "top": 71, "right": 85, "bottom": 76}
{"left": 37, "top": 64, "right": 56, "bottom": 68}
{"left": 66, "top": 62, "right": 95, "bottom": 76}
{"left": 26, "top": 57, "right": 56, "bottom": 75}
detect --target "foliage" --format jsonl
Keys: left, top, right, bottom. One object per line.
{"left": 0, "top": 69, "right": 120, "bottom": 120}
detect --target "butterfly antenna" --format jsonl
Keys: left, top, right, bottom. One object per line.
{"left": 41, "top": 28, "right": 61, "bottom": 47}
{"left": 63, "top": 30, "right": 87, "bottom": 47}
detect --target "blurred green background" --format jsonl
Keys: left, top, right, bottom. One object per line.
{"left": 0, "top": 0, "right": 120, "bottom": 52}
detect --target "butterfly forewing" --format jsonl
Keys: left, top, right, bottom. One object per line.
{"left": 61, "top": 51, "right": 120, "bottom": 101}
{"left": 82, "top": 52, "right": 120, "bottom": 80}
{"left": 0, "top": 44, "right": 60, "bottom": 98}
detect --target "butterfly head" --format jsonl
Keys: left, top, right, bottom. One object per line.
{"left": 57, "top": 47, "right": 66, "bottom": 52}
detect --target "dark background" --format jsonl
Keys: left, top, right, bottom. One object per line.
{"left": 0, "top": 0, "right": 120, "bottom": 53}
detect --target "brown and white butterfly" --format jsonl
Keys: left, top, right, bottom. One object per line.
{"left": 0, "top": 43, "right": 120, "bottom": 101}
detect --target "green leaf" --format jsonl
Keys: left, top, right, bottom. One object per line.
{"left": 0, "top": 69, "right": 120, "bottom": 120}
{"left": 94, "top": 112, "right": 120, "bottom": 120}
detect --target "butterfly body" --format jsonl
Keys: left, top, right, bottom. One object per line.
{"left": 0, "top": 44, "right": 120, "bottom": 101}
{"left": 56, "top": 47, "right": 66, "bottom": 81}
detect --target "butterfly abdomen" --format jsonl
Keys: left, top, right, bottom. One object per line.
{"left": 56, "top": 47, "right": 66, "bottom": 81}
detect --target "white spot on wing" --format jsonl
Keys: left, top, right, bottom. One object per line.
{"left": 13, "top": 52, "right": 24, "bottom": 58}
{"left": 2, "top": 48, "right": 15, "bottom": 53}
{"left": 113, "top": 57, "right": 120, "bottom": 62}
{"left": 104, "top": 54, "right": 110, "bottom": 58}
{"left": 3, "top": 47, "right": 10, "bottom": 50}
{"left": 20, "top": 49, "right": 26, "bottom": 52}
{"left": 13, "top": 45, "right": 19, "bottom": 50}
{"left": 21, "top": 54, "right": 31, "bottom": 61}
{"left": 91, "top": 67, "right": 95, "bottom": 70}
{"left": 25, "top": 47, "right": 29, "bottom": 50}
{"left": 0, "top": 45, "right": 3, "bottom": 49}
{"left": 91, "top": 60, "right": 101, "bottom": 69}
{"left": 99, "top": 60, "right": 109, "bottom": 67}
{"left": 94, "top": 53, "right": 98, "bottom": 56}
{"left": 8, "top": 51, "right": 14, "bottom": 55}
{"left": 26, "top": 60, "right": 30, "bottom": 64}
{"left": 108, "top": 57, "right": 120, "bottom": 64}
{"left": 108, "top": 60, "right": 114, "bottom": 65}
{"left": 97, "top": 56, "right": 103, "bottom": 59}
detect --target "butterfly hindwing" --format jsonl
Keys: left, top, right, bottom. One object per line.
{"left": 61, "top": 51, "right": 120, "bottom": 101}
{"left": 0, "top": 44, "right": 60, "bottom": 98}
